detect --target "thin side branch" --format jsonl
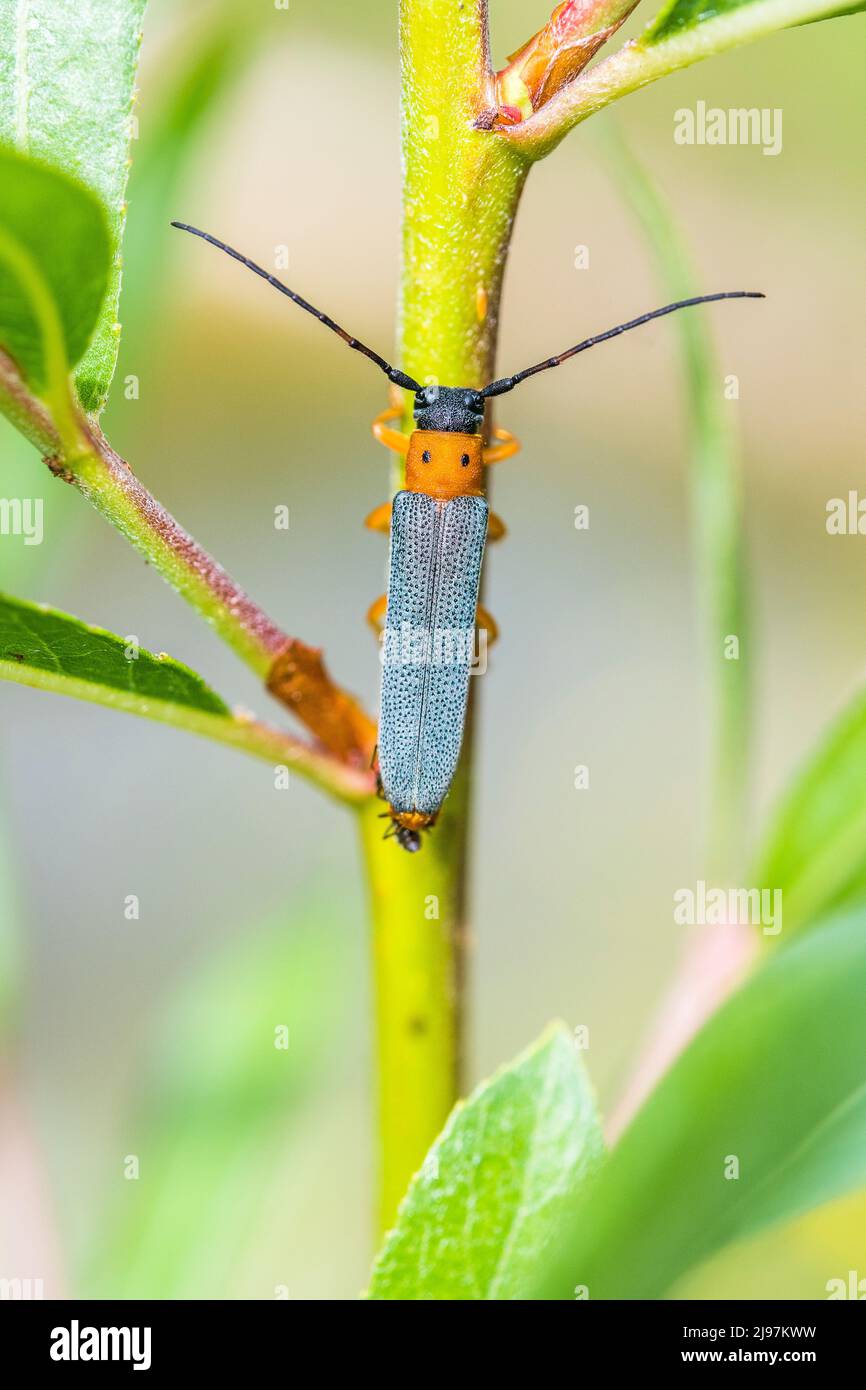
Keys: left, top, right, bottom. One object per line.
{"left": 500, "top": 0, "right": 865, "bottom": 158}
{"left": 0, "top": 350, "right": 375, "bottom": 768}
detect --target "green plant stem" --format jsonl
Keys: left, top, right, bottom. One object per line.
{"left": 361, "top": 0, "right": 529, "bottom": 1234}
{"left": 359, "top": 770, "right": 470, "bottom": 1227}
{"left": 599, "top": 124, "right": 748, "bottom": 874}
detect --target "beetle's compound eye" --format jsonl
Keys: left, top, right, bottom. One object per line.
{"left": 422, "top": 449, "right": 431, "bottom": 463}
{"left": 461, "top": 453, "right": 470, "bottom": 467}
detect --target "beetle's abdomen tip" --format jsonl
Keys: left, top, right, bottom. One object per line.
{"left": 386, "top": 808, "right": 437, "bottom": 852}
{"left": 392, "top": 810, "right": 437, "bottom": 831}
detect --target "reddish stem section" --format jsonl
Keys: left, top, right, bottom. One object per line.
{"left": 85, "top": 421, "right": 291, "bottom": 658}
{"left": 0, "top": 349, "right": 374, "bottom": 769}
{"left": 82, "top": 420, "right": 377, "bottom": 764}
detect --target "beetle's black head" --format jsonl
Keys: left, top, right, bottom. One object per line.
{"left": 412, "top": 384, "right": 485, "bottom": 434}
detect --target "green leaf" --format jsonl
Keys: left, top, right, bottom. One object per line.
{"left": 753, "top": 684, "right": 866, "bottom": 933}
{"left": 368, "top": 1024, "right": 604, "bottom": 1300}
{"left": 0, "top": 591, "right": 368, "bottom": 803}
{"left": 84, "top": 905, "right": 352, "bottom": 1297}
{"left": 535, "top": 912, "right": 866, "bottom": 1299}
{"left": 0, "top": 590, "right": 228, "bottom": 717}
{"left": 0, "top": 0, "right": 146, "bottom": 412}
{"left": 644, "top": 0, "right": 865, "bottom": 42}
{"left": 0, "top": 146, "right": 110, "bottom": 411}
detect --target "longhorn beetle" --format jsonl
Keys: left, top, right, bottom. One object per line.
{"left": 172, "top": 221, "right": 763, "bottom": 852}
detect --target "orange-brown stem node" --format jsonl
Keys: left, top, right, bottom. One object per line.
{"left": 267, "top": 641, "right": 376, "bottom": 765}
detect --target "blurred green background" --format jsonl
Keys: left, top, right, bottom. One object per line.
{"left": 0, "top": 0, "right": 864, "bottom": 1299}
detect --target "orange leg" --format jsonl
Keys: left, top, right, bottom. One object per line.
{"left": 367, "top": 593, "right": 387, "bottom": 635}
{"left": 483, "top": 426, "right": 520, "bottom": 466}
{"left": 372, "top": 403, "right": 410, "bottom": 456}
{"left": 365, "top": 501, "right": 392, "bottom": 534}
{"left": 476, "top": 602, "right": 498, "bottom": 646}
{"left": 487, "top": 511, "right": 506, "bottom": 542}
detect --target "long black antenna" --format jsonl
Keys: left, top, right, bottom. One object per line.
{"left": 481, "top": 291, "right": 765, "bottom": 399}
{"left": 171, "top": 222, "right": 422, "bottom": 393}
